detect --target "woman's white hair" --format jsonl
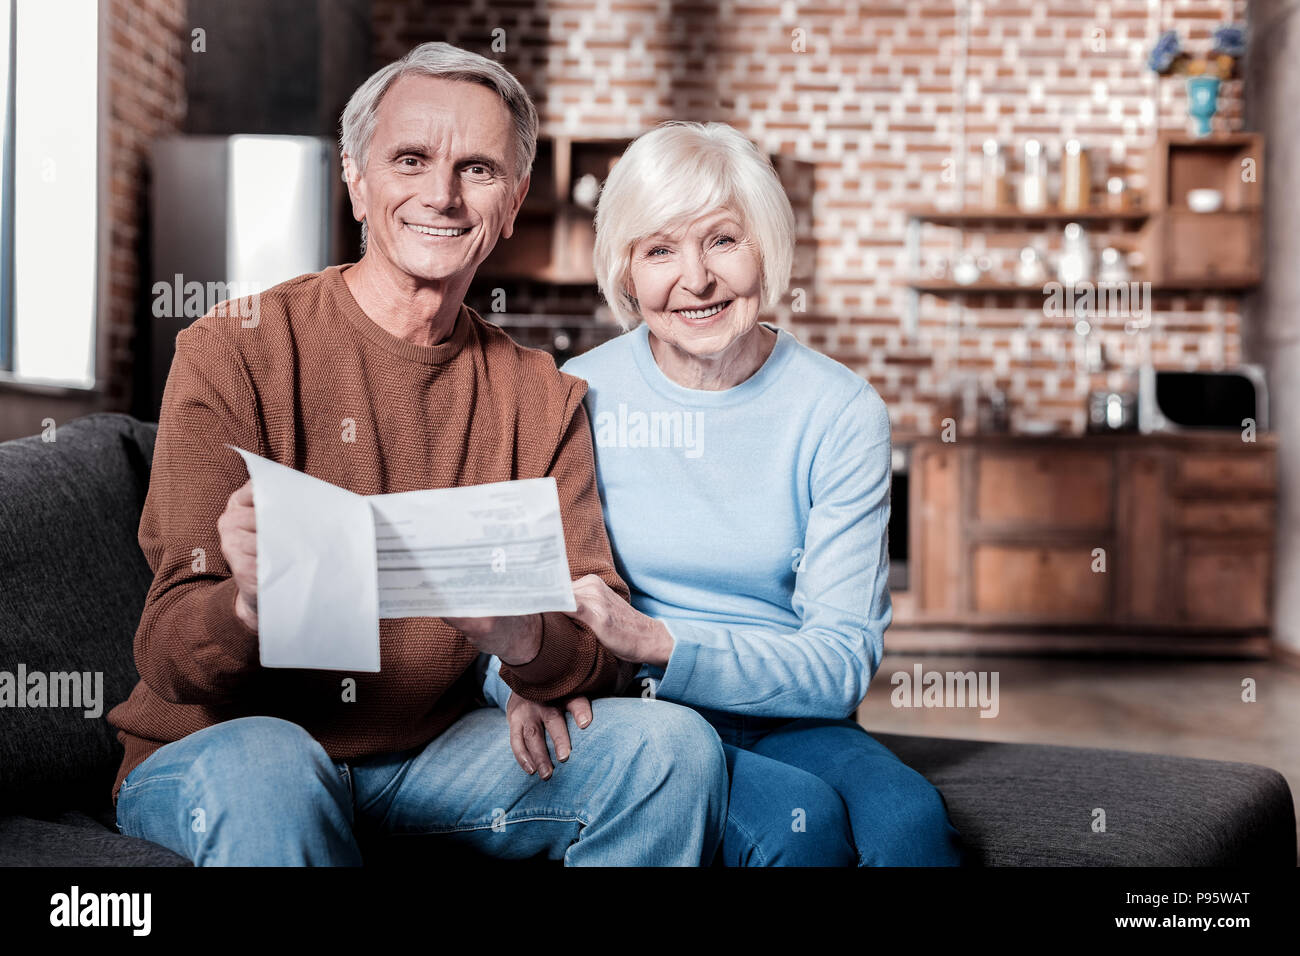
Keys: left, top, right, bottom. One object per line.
{"left": 339, "top": 42, "right": 539, "bottom": 249}
{"left": 594, "top": 121, "right": 796, "bottom": 330}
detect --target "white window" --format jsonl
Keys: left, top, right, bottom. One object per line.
{"left": 1, "top": 0, "right": 99, "bottom": 388}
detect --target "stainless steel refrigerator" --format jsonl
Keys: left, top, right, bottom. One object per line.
{"left": 148, "top": 134, "right": 331, "bottom": 418}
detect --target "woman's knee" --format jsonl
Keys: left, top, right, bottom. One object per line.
{"left": 725, "top": 754, "right": 856, "bottom": 867}
{"left": 853, "top": 768, "right": 964, "bottom": 866}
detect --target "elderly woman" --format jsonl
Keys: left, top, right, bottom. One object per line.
{"left": 483, "top": 121, "right": 965, "bottom": 866}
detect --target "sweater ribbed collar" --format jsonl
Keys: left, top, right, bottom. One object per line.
{"left": 629, "top": 321, "right": 796, "bottom": 407}
{"left": 326, "top": 263, "right": 473, "bottom": 366}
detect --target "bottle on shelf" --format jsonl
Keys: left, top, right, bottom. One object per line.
{"left": 1060, "top": 139, "right": 1091, "bottom": 212}
{"left": 1106, "top": 175, "right": 1129, "bottom": 211}
{"left": 981, "top": 139, "right": 1008, "bottom": 209}
{"left": 1056, "top": 222, "right": 1093, "bottom": 286}
{"left": 1020, "top": 139, "right": 1048, "bottom": 212}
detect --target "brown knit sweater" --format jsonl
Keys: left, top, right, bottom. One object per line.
{"left": 106, "top": 264, "right": 627, "bottom": 804}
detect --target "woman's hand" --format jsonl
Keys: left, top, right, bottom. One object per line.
{"left": 569, "top": 574, "right": 674, "bottom": 667}
{"left": 506, "top": 692, "right": 592, "bottom": 778}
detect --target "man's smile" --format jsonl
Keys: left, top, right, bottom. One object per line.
{"left": 404, "top": 222, "right": 472, "bottom": 237}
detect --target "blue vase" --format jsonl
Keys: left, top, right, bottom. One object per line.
{"left": 1186, "top": 75, "right": 1221, "bottom": 138}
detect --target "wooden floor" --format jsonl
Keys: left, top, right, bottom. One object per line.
{"left": 856, "top": 652, "right": 1300, "bottom": 862}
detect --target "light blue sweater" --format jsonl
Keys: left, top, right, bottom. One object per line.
{"left": 482, "top": 322, "right": 892, "bottom": 720}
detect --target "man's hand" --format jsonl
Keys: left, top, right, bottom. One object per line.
{"left": 445, "top": 614, "right": 543, "bottom": 666}
{"left": 569, "top": 574, "right": 674, "bottom": 667}
{"left": 506, "top": 692, "right": 592, "bottom": 778}
{"left": 217, "top": 480, "right": 259, "bottom": 632}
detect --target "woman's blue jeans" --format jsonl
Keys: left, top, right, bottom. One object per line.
{"left": 114, "top": 698, "right": 728, "bottom": 866}
{"left": 700, "top": 708, "right": 968, "bottom": 866}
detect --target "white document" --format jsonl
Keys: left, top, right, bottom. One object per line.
{"left": 229, "top": 447, "right": 577, "bottom": 672}
{"left": 231, "top": 448, "right": 379, "bottom": 672}
{"left": 370, "top": 482, "right": 578, "bottom": 619}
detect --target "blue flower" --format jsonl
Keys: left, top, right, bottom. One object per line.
{"left": 1148, "top": 30, "right": 1182, "bottom": 74}
{"left": 1212, "top": 24, "right": 1246, "bottom": 59}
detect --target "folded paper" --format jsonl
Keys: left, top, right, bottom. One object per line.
{"left": 229, "top": 447, "right": 577, "bottom": 672}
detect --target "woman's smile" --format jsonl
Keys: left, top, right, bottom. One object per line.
{"left": 673, "top": 299, "right": 734, "bottom": 326}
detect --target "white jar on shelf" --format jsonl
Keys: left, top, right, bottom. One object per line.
{"left": 1056, "top": 222, "right": 1093, "bottom": 286}
{"left": 1020, "top": 139, "right": 1047, "bottom": 212}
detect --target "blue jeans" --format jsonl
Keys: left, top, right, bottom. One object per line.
{"left": 699, "top": 708, "right": 967, "bottom": 866}
{"left": 115, "top": 699, "right": 728, "bottom": 866}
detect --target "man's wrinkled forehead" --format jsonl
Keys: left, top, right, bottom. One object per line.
{"left": 372, "top": 75, "right": 515, "bottom": 170}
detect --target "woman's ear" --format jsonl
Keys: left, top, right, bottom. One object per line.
{"left": 622, "top": 288, "right": 640, "bottom": 316}
{"left": 619, "top": 265, "right": 638, "bottom": 304}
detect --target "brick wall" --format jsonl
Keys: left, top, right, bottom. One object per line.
{"left": 104, "top": 0, "right": 187, "bottom": 414}
{"left": 373, "top": 0, "right": 1252, "bottom": 437}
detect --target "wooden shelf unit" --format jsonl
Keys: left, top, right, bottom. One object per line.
{"left": 478, "top": 137, "right": 818, "bottom": 289}
{"left": 901, "top": 134, "right": 1265, "bottom": 334}
{"left": 902, "top": 205, "right": 1149, "bottom": 336}
{"left": 906, "top": 276, "right": 1260, "bottom": 295}
{"left": 1139, "top": 132, "right": 1264, "bottom": 288}
{"left": 904, "top": 206, "right": 1149, "bottom": 225}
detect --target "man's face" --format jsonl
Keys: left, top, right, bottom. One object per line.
{"left": 344, "top": 74, "right": 529, "bottom": 286}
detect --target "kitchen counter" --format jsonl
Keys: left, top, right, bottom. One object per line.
{"left": 894, "top": 430, "right": 1278, "bottom": 650}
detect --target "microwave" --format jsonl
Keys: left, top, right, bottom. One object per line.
{"left": 1138, "top": 364, "right": 1268, "bottom": 433}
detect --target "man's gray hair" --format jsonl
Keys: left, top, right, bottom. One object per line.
{"left": 339, "top": 41, "right": 539, "bottom": 184}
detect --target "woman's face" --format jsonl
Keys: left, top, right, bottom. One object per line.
{"left": 626, "top": 208, "right": 763, "bottom": 359}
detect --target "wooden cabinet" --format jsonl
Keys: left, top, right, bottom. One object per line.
{"left": 1178, "top": 544, "right": 1271, "bottom": 629}
{"left": 1144, "top": 210, "right": 1260, "bottom": 286}
{"left": 974, "top": 448, "right": 1113, "bottom": 529}
{"left": 903, "top": 434, "right": 1277, "bottom": 641}
{"left": 1140, "top": 132, "right": 1263, "bottom": 288}
{"left": 972, "top": 544, "right": 1111, "bottom": 620}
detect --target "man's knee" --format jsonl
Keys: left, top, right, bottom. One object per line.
{"left": 586, "top": 698, "right": 727, "bottom": 798}
{"left": 191, "top": 715, "right": 327, "bottom": 768}
{"left": 192, "top": 717, "right": 359, "bottom": 864}
{"left": 186, "top": 716, "right": 342, "bottom": 808}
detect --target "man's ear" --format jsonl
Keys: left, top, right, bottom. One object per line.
{"left": 342, "top": 153, "right": 367, "bottom": 224}
{"left": 500, "top": 172, "right": 531, "bottom": 241}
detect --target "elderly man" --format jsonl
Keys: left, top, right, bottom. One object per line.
{"left": 106, "top": 42, "right": 728, "bottom": 866}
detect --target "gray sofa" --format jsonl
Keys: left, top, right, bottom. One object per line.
{"left": 0, "top": 412, "right": 1294, "bottom": 866}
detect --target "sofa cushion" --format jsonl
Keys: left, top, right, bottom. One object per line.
{"left": 0, "top": 814, "right": 190, "bottom": 866}
{"left": 0, "top": 413, "right": 158, "bottom": 811}
{"left": 872, "top": 731, "right": 1297, "bottom": 866}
